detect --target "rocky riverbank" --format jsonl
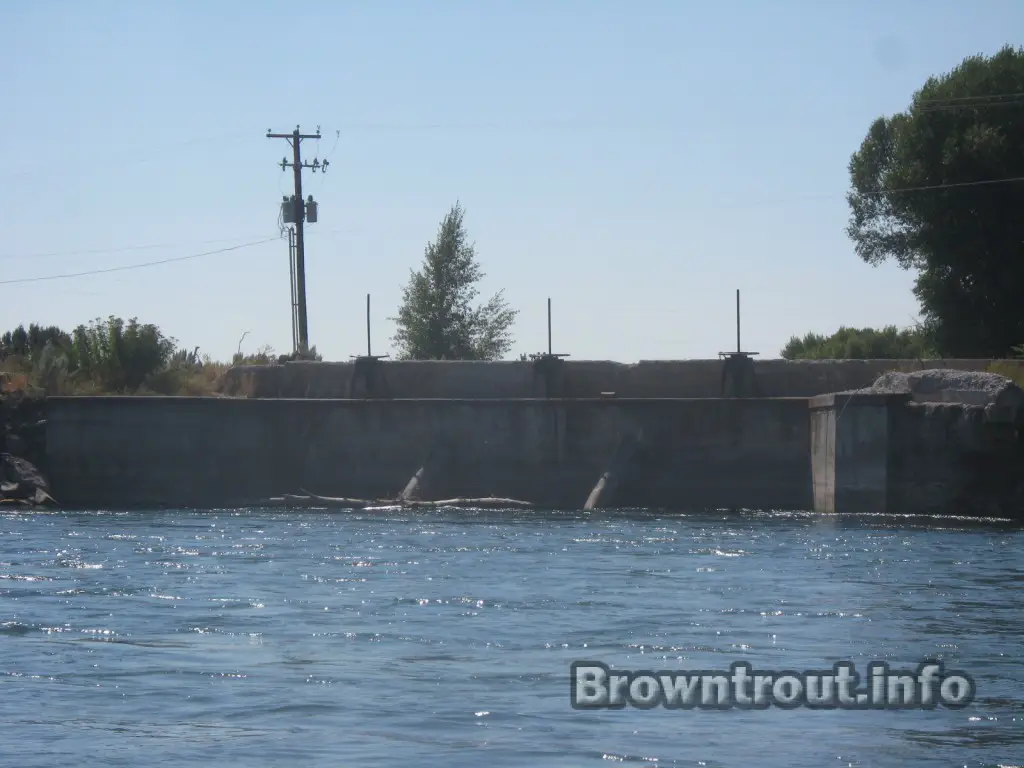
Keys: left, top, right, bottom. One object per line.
{"left": 0, "top": 390, "right": 53, "bottom": 507}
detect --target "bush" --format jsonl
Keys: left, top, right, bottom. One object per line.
{"left": 0, "top": 324, "right": 71, "bottom": 362}
{"left": 67, "top": 316, "right": 175, "bottom": 392}
{"left": 0, "top": 316, "right": 306, "bottom": 396}
{"left": 232, "top": 344, "right": 276, "bottom": 366}
{"left": 33, "top": 342, "right": 71, "bottom": 395}
{"left": 781, "top": 325, "right": 937, "bottom": 360}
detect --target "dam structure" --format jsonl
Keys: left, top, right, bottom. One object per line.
{"left": 42, "top": 358, "right": 1024, "bottom": 518}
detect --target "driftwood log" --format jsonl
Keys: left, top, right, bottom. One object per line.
{"left": 0, "top": 491, "right": 58, "bottom": 509}
{"left": 261, "top": 489, "right": 534, "bottom": 510}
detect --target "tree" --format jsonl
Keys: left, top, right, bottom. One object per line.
{"left": 391, "top": 202, "right": 518, "bottom": 360}
{"left": 846, "top": 45, "right": 1024, "bottom": 358}
{"left": 68, "top": 316, "right": 176, "bottom": 391}
{"left": 1, "top": 316, "right": 184, "bottom": 394}
{"left": 0, "top": 323, "right": 71, "bottom": 361}
{"left": 781, "top": 325, "right": 937, "bottom": 360}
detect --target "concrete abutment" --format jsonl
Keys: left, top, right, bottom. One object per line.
{"left": 810, "top": 391, "right": 1024, "bottom": 517}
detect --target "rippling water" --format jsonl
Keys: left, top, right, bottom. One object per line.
{"left": 0, "top": 508, "right": 1020, "bottom": 767}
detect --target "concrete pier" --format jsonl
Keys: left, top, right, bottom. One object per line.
{"left": 810, "top": 390, "right": 1024, "bottom": 517}
{"left": 809, "top": 392, "right": 909, "bottom": 514}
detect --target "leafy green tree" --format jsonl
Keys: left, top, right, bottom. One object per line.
{"left": 846, "top": 45, "right": 1024, "bottom": 357}
{"left": 391, "top": 202, "right": 518, "bottom": 360}
{"left": 0, "top": 323, "right": 71, "bottom": 361}
{"left": 781, "top": 325, "right": 937, "bottom": 360}
{"left": 68, "top": 316, "right": 176, "bottom": 391}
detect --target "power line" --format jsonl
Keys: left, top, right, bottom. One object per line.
{"left": 916, "top": 98, "right": 1024, "bottom": 113}
{"left": 916, "top": 91, "right": 1024, "bottom": 105}
{"left": 0, "top": 237, "right": 277, "bottom": 286}
{"left": 318, "top": 129, "right": 341, "bottom": 193}
{"left": 315, "top": 100, "right": 1024, "bottom": 133}
{"left": 302, "top": 175, "right": 1023, "bottom": 218}
{"left": 870, "top": 176, "right": 1024, "bottom": 195}
{"left": 1, "top": 174, "right": 1018, "bottom": 278}
{"left": 1, "top": 131, "right": 250, "bottom": 181}
{"left": 0, "top": 234, "right": 278, "bottom": 261}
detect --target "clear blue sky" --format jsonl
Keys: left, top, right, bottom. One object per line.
{"left": 2, "top": 1, "right": 1020, "bottom": 362}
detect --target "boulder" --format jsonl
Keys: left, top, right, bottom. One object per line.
{"left": 0, "top": 453, "right": 54, "bottom": 506}
{"left": 0, "top": 453, "right": 48, "bottom": 491}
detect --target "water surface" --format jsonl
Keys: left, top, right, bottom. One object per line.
{"left": 0, "top": 508, "right": 1020, "bottom": 767}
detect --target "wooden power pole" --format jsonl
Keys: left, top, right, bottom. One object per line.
{"left": 267, "top": 125, "right": 327, "bottom": 353}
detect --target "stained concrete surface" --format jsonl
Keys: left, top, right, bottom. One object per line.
{"left": 218, "top": 358, "right": 1016, "bottom": 400}
{"left": 45, "top": 396, "right": 812, "bottom": 510}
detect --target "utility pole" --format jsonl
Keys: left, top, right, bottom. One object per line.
{"left": 288, "top": 228, "right": 298, "bottom": 353}
{"left": 267, "top": 125, "right": 327, "bottom": 353}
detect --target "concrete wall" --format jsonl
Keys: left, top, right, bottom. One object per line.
{"left": 888, "top": 402, "right": 1024, "bottom": 517}
{"left": 810, "top": 393, "right": 907, "bottom": 514}
{"left": 811, "top": 394, "right": 1024, "bottom": 517}
{"left": 218, "top": 358, "right": 1015, "bottom": 400}
{"left": 45, "top": 396, "right": 812, "bottom": 511}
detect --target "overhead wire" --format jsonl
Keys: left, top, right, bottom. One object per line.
{"left": 914, "top": 97, "right": 1024, "bottom": 113}
{"left": 4, "top": 173, "right": 1019, "bottom": 268}
{"left": 318, "top": 129, "right": 341, "bottom": 193}
{"left": 1, "top": 131, "right": 250, "bottom": 181}
{"left": 3, "top": 105, "right": 1022, "bottom": 280}
{"left": 867, "top": 175, "right": 1024, "bottom": 195}
{"left": 1, "top": 234, "right": 281, "bottom": 261}
{"left": 915, "top": 91, "right": 1024, "bottom": 105}
{"left": 0, "top": 237, "right": 278, "bottom": 286}
{"left": 3, "top": 100, "right": 1021, "bottom": 182}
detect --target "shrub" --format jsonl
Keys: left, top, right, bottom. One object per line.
{"left": 0, "top": 324, "right": 72, "bottom": 362}
{"left": 0, "top": 316, "right": 290, "bottom": 396}
{"left": 69, "top": 316, "right": 175, "bottom": 392}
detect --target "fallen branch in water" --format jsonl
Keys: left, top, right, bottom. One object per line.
{"left": 294, "top": 491, "right": 374, "bottom": 507}
{"left": 260, "top": 489, "right": 535, "bottom": 509}
{"left": 0, "top": 489, "right": 59, "bottom": 510}
{"left": 0, "top": 498, "right": 35, "bottom": 507}
{"left": 398, "top": 497, "right": 534, "bottom": 509}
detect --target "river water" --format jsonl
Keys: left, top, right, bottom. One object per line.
{"left": 0, "top": 508, "right": 1020, "bottom": 767}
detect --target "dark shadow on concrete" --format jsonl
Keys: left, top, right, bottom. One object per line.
{"left": 532, "top": 355, "right": 567, "bottom": 398}
{"left": 721, "top": 354, "right": 761, "bottom": 398}
{"left": 347, "top": 356, "right": 391, "bottom": 398}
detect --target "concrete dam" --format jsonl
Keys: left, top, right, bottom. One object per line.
{"left": 42, "top": 358, "right": 1024, "bottom": 517}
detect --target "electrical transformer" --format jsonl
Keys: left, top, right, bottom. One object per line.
{"left": 305, "top": 196, "right": 318, "bottom": 223}
{"left": 281, "top": 196, "right": 297, "bottom": 224}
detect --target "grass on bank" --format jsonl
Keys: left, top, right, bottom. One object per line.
{"left": 5, "top": 317, "right": 1024, "bottom": 397}
{"left": 0, "top": 317, "right": 289, "bottom": 397}
{"left": 1, "top": 352, "right": 239, "bottom": 397}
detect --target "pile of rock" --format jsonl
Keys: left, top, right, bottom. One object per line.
{"left": 1, "top": 452, "right": 54, "bottom": 507}
{"left": 860, "top": 369, "right": 1024, "bottom": 423}
{"left": 0, "top": 390, "right": 53, "bottom": 508}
